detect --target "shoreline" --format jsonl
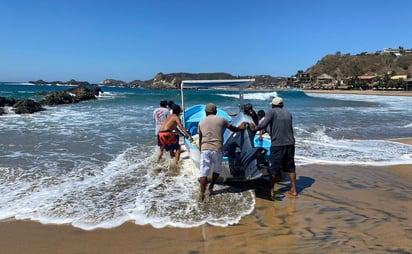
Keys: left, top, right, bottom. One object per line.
{"left": 1, "top": 141, "right": 411, "bottom": 253}
{"left": 388, "top": 137, "right": 412, "bottom": 146}
{"left": 302, "top": 89, "right": 412, "bottom": 97}
{"left": 240, "top": 87, "right": 412, "bottom": 97}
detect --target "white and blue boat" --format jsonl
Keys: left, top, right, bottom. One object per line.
{"left": 179, "top": 79, "right": 271, "bottom": 181}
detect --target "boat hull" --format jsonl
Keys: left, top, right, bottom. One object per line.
{"left": 182, "top": 105, "right": 270, "bottom": 181}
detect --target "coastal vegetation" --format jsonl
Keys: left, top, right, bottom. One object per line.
{"left": 296, "top": 47, "right": 412, "bottom": 90}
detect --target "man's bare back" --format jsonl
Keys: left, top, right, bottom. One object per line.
{"left": 159, "top": 114, "right": 180, "bottom": 132}
{"left": 157, "top": 104, "right": 193, "bottom": 165}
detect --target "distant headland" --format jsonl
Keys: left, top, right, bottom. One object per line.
{"left": 28, "top": 73, "right": 286, "bottom": 90}
{"left": 28, "top": 46, "right": 412, "bottom": 91}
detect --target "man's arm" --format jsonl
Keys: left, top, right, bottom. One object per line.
{"left": 259, "top": 129, "right": 264, "bottom": 140}
{"left": 249, "top": 113, "right": 270, "bottom": 132}
{"left": 175, "top": 117, "right": 193, "bottom": 141}
{"left": 198, "top": 129, "right": 203, "bottom": 151}
{"left": 228, "top": 122, "right": 247, "bottom": 132}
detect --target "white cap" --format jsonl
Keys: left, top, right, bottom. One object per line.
{"left": 271, "top": 97, "right": 283, "bottom": 105}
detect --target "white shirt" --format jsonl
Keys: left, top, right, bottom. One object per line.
{"left": 153, "top": 107, "right": 170, "bottom": 135}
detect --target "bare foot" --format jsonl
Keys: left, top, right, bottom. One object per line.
{"left": 208, "top": 188, "right": 213, "bottom": 197}
{"left": 269, "top": 188, "right": 275, "bottom": 199}
{"left": 286, "top": 190, "right": 298, "bottom": 197}
{"left": 155, "top": 150, "right": 163, "bottom": 162}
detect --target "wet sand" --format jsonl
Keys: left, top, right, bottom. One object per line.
{"left": 2, "top": 88, "right": 411, "bottom": 253}
{"left": 1, "top": 143, "right": 411, "bottom": 254}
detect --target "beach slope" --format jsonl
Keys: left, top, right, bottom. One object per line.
{"left": 1, "top": 162, "right": 411, "bottom": 254}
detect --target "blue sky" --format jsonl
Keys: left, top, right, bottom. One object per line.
{"left": 1, "top": 0, "right": 412, "bottom": 83}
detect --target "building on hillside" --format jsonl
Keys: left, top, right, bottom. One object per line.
{"left": 316, "top": 73, "right": 335, "bottom": 84}
{"left": 357, "top": 75, "right": 379, "bottom": 89}
{"left": 315, "top": 73, "right": 336, "bottom": 89}
{"left": 406, "top": 78, "right": 412, "bottom": 91}
{"left": 317, "top": 73, "right": 335, "bottom": 82}
{"left": 358, "top": 75, "right": 378, "bottom": 80}
{"left": 390, "top": 75, "right": 407, "bottom": 80}
{"left": 382, "top": 48, "right": 402, "bottom": 56}
{"left": 389, "top": 75, "right": 409, "bottom": 90}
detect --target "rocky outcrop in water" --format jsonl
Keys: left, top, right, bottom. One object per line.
{"left": 29, "top": 79, "right": 90, "bottom": 86}
{"left": 0, "top": 85, "right": 103, "bottom": 115}
{"left": 40, "top": 85, "right": 103, "bottom": 106}
{"left": 0, "top": 97, "right": 45, "bottom": 114}
{"left": 0, "top": 97, "right": 17, "bottom": 107}
{"left": 13, "top": 99, "right": 45, "bottom": 114}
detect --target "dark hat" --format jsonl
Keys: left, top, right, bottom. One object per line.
{"left": 160, "top": 99, "right": 168, "bottom": 107}
{"left": 257, "top": 110, "right": 265, "bottom": 118}
{"left": 244, "top": 103, "right": 253, "bottom": 112}
{"left": 172, "top": 104, "right": 182, "bottom": 114}
{"left": 205, "top": 103, "right": 217, "bottom": 113}
{"left": 167, "top": 100, "right": 175, "bottom": 108}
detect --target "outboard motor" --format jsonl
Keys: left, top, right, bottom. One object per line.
{"left": 223, "top": 114, "right": 269, "bottom": 180}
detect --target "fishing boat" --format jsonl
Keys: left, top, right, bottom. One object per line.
{"left": 179, "top": 79, "right": 271, "bottom": 181}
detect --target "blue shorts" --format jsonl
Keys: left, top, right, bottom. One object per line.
{"left": 269, "top": 145, "right": 296, "bottom": 178}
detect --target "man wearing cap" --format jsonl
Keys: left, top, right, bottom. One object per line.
{"left": 198, "top": 103, "right": 247, "bottom": 201}
{"left": 250, "top": 96, "right": 298, "bottom": 199}
{"left": 153, "top": 99, "right": 170, "bottom": 160}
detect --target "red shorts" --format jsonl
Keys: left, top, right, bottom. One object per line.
{"left": 158, "top": 130, "right": 178, "bottom": 146}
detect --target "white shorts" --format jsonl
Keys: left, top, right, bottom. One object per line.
{"left": 199, "top": 150, "right": 223, "bottom": 177}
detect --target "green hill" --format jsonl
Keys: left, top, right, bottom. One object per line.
{"left": 304, "top": 50, "right": 412, "bottom": 80}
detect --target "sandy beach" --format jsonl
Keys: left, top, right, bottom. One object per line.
{"left": 1, "top": 139, "right": 411, "bottom": 253}
{"left": 302, "top": 89, "right": 412, "bottom": 97}
{"left": 1, "top": 90, "right": 411, "bottom": 254}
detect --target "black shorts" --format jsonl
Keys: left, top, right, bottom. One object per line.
{"left": 269, "top": 145, "right": 296, "bottom": 178}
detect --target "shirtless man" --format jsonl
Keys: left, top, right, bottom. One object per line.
{"left": 158, "top": 104, "right": 193, "bottom": 164}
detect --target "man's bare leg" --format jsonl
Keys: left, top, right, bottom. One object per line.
{"left": 157, "top": 146, "right": 164, "bottom": 161}
{"left": 208, "top": 172, "right": 219, "bottom": 195}
{"left": 175, "top": 148, "right": 181, "bottom": 164}
{"left": 269, "top": 174, "right": 276, "bottom": 199}
{"left": 169, "top": 150, "right": 175, "bottom": 158}
{"left": 287, "top": 172, "right": 298, "bottom": 196}
{"left": 199, "top": 176, "right": 208, "bottom": 201}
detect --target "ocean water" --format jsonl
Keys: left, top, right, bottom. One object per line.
{"left": 1, "top": 83, "right": 411, "bottom": 230}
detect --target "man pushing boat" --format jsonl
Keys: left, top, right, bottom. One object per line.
{"left": 158, "top": 104, "right": 193, "bottom": 165}
{"left": 198, "top": 103, "right": 247, "bottom": 201}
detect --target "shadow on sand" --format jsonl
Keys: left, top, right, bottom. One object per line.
{"left": 216, "top": 175, "right": 315, "bottom": 201}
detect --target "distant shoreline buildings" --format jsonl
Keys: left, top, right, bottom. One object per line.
{"left": 380, "top": 47, "right": 412, "bottom": 57}
{"left": 290, "top": 46, "right": 412, "bottom": 91}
